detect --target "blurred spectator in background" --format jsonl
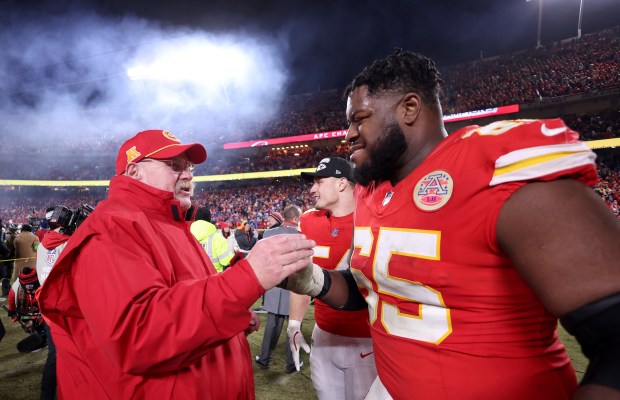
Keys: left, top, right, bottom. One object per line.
{"left": 255, "top": 210, "right": 285, "bottom": 313}
{"left": 6, "top": 223, "right": 18, "bottom": 262}
{"left": 255, "top": 205, "right": 303, "bottom": 374}
{"left": 191, "top": 206, "right": 234, "bottom": 272}
{"left": 0, "top": 219, "right": 12, "bottom": 297}
{"left": 11, "top": 224, "right": 39, "bottom": 284}
{"left": 235, "top": 220, "right": 257, "bottom": 257}
{"left": 259, "top": 211, "right": 283, "bottom": 240}
{"left": 0, "top": 235, "right": 9, "bottom": 299}
{"left": 219, "top": 221, "right": 240, "bottom": 255}
{"left": 35, "top": 219, "right": 50, "bottom": 242}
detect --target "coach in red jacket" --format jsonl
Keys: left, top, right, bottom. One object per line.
{"left": 38, "top": 129, "right": 315, "bottom": 399}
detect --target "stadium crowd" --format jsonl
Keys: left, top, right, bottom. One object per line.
{"left": 595, "top": 162, "right": 620, "bottom": 216}
{"left": 440, "top": 26, "right": 620, "bottom": 113}
{"left": 0, "top": 109, "right": 617, "bottom": 181}
{"left": 563, "top": 109, "right": 620, "bottom": 141}
{"left": 0, "top": 26, "right": 618, "bottom": 227}
{"left": 1, "top": 156, "right": 618, "bottom": 231}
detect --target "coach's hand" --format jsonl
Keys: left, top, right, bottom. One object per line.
{"left": 246, "top": 234, "right": 315, "bottom": 290}
{"left": 287, "top": 319, "right": 310, "bottom": 371}
{"left": 244, "top": 311, "right": 260, "bottom": 336}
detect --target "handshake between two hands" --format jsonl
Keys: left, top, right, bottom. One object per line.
{"left": 246, "top": 233, "right": 326, "bottom": 296}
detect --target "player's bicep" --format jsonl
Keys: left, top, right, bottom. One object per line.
{"left": 497, "top": 179, "right": 620, "bottom": 316}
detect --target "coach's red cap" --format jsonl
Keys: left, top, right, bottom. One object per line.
{"left": 116, "top": 129, "right": 207, "bottom": 175}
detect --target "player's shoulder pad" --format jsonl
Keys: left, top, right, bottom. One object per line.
{"left": 455, "top": 119, "right": 596, "bottom": 187}
{"left": 456, "top": 118, "right": 579, "bottom": 145}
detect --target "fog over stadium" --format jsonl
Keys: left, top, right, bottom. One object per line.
{"left": 0, "top": 0, "right": 619, "bottom": 150}
{"left": 0, "top": 7, "right": 289, "bottom": 146}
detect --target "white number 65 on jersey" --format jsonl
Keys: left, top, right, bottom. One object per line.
{"left": 352, "top": 227, "right": 452, "bottom": 344}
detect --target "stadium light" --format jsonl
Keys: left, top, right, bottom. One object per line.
{"left": 535, "top": 0, "right": 543, "bottom": 48}
{"left": 126, "top": 44, "right": 251, "bottom": 83}
{"left": 525, "top": 0, "right": 544, "bottom": 48}
{"left": 125, "top": 41, "right": 256, "bottom": 107}
{"left": 528, "top": 0, "right": 584, "bottom": 46}
{"left": 577, "top": 0, "right": 584, "bottom": 39}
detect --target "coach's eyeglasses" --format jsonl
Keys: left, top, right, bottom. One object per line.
{"left": 140, "top": 158, "right": 195, "bottom": 173}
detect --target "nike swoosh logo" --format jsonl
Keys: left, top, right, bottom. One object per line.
{"left": 360, "top": 351, "right": 374, "bottom": 358}
{"left": 541, "top": 123, "right": 567, "bottom": 136}
{"left": 293, "top": 332, "right": 301, "bottom": 351}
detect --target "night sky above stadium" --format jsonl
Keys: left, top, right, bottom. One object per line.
{"left": 0, "top": 0, "right": 618, "bottom": 142}
{"left": 124, "top": 0, "right": 618, "bottom": 95}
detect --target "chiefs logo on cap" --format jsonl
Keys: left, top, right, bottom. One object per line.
{"left": 162, "top": 130, "right": 180, "bottom": 142}
{"left": 413, "top": 170, "right": 453, "bottom": 211}
{"left": 126, "top": 146, "right": 142, "bottom": 164}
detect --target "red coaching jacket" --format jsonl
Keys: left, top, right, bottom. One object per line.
{"left": 39, "top": 176, "right": 263, "bottom": 399}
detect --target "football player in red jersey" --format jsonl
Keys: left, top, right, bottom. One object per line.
{"left": 288, "top": 157, "right": 377, "bottom": 399}
{"left": 285, "top": 50, "right": 620, "bottom": 400}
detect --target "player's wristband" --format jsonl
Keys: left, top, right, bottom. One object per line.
{"left": 315, "top": 269, "right": 331, "bottom": 299}
{"left": 337, "top": 269, "right": 367, "bottom": 311}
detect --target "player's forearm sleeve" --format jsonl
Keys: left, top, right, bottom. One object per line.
{"left": 336, "top": 269, "right": 367, "bottom": 311}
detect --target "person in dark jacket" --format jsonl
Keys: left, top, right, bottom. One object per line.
{"left": 235, "top": 220, "right": 257, "bottom": 256}
{"left": 255, "top": 205, "right": 303, "bottom": 374}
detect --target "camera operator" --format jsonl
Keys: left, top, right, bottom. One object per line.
{"left": 0, "top": 221, "right": 9, "bottom": 341}
{"left": 37, "top": 206, "right": 78, "bottom": 400}
{"left": 0, "top": 219, "right": 10, "bottom": 298}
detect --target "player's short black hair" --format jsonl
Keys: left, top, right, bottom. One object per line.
{"left": 343, "top": 49, "right": 443, "bottom": 110}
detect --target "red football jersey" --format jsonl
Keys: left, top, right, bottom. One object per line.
{"left": 351, "top": 119, "right": 598, "bottom": 400}
{"left": 301, "top": 209, "right": 371, "bottom": 338}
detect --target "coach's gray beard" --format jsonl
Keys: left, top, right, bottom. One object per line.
{"left": 176, "top": 180, "right": 196, "bottom": 196}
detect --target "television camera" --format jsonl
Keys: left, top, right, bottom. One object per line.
{"left": 48, "top": 204, "right": 94, "bottom": 234}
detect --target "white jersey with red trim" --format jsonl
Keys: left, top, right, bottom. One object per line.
{"left": 300, "top": 209, "right": 370, "bottom": 338}
{"left": 351, "top": 119, "right": 598, "bottom": 400}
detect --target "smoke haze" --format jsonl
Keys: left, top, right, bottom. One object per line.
{"left": 1, "top": 0, "right": 619, "bottom": 152}
{"left": 0, "top": 7, "right": 289, "bottom": 148}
